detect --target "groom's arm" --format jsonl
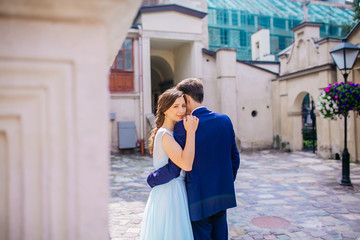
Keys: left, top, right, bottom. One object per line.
{"left": 146, "top": 159, "right": 181, "bottom": 188}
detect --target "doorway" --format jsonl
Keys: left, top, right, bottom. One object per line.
{"left": 150, "top": 56, "right": 174, "bottom": 113}
{"left": 301, "top": 93, "right": 317, "bottom": 152}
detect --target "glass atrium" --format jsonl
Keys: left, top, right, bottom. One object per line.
{"left": 207, "top": 0, "right": 355, "bottom": 60}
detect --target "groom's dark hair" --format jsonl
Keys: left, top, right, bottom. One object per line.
{"left": 176, "top": 78, "right": 204, "bottom": 103}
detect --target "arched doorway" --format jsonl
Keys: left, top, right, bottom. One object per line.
{"left": 294, "top": 92, "right": 317, "bottom": 152}
{"left": 151, "top": 56, "right": 174, "bottom": 113}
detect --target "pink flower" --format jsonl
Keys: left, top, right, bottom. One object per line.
{"left": 335, "top": 95, "right": 338, "bottom": 99}
{"left": 325, "top": 87, "right": 330, "bottom": 92}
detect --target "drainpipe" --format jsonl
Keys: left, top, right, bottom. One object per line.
{"left": 137, "top": 24, "right": 145, "bottom": 155}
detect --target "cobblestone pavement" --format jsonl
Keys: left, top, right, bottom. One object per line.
{"left": 109, "top": 150, "right": 360, "bottom": 240}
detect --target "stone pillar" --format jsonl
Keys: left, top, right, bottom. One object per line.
{"left": 216, "top": 48, "right": 238, "bottom": 133}
{"left": 0, "top": 1, "right": 142, "bottom": 239}
{"left": 142, "top": 36, "right": 153, "bottom": 147}
{"left": 192, "top": 41, "right": 204, "bottom": 80}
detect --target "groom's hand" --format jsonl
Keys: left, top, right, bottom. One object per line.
{"left": 146, "top": 159, "right": 182, "bottom": 188}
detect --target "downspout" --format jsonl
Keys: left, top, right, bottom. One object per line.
{"left": 138, "top": 24, "right": 145, "bottom": 155}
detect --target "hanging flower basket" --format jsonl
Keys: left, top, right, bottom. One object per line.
{"left": 317, "top": 82, "right": 360, "bottom": 120}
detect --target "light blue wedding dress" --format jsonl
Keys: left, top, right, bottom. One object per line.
{"left": 140, "top": 127, "right": 193, "bottom": 240}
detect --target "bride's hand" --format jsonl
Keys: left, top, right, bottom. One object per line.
{"left": 183, "top": 115, "right": 199, "bottom": 132}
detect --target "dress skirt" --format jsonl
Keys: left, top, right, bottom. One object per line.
{"left": 140, "top": 176, "right": 193, "bottom": 240}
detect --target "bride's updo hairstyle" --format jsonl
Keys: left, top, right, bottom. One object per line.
{"left": 148, "top": 88, "right": 184, "bottom": 154}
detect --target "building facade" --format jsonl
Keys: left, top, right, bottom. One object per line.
{"left": 272, "top": 22, "right": 360, "bottom": 162}
{"left": 110, "top": 0, "right": 279, "bottom": 154}
{"left": 111, "top": 0, "right": 359, "bottom": 163}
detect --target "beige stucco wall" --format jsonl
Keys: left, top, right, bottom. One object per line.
{"left": 158, "top": 0, "right": 207, "bottom": 12}
{"left": 0, "top": 0, "right": 142, "bottom": 239}
{"left": 151, "top": 49, "right": 175, "bottom": 72}
{"left": 202, "top": 54, "right": 219, "bottom": 112}
{"left": 142, "top": 11, "right": 203, "bottom": 34}
{"left": 251, "top": 63, "right": 279, "bottom": 74}
{"left": 236, "top": 63, "right": 276, "bottom": 149}
{"left": 200, "top": 49, "right": 277, "bottom": 149}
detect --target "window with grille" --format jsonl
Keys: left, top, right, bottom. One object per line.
{"left": 279, "top": 36, "right": 286, "bottom": 50}
{"left": 232, "top": 11, "right": 238, "bottom": 26}
{"left": 289, "top": 19, "right": 301, "bottom": 29}
{"left": 273, "top": 18, "right": 286, "bottom": 29}
{"left": 209, "top": 27, "right": 221, "bottom": 46}
{"left": 329, "top": 25, "right": 339, "bottom": 36}
{"left": 259, "top": 16, "right": 270, "bottom": 29}
{"left": 112, "top": 39, "right": 133, "bottom": 71}
{"left": 216, "top": 9, "right": 229, "bottom": 25}
{"left": 239, "top": 30, "right": 246, "bottom": 47}
{"left": 240, "top": 12, "right": 247, "bottom": 25}
{"left": 142, "top": 0, "right": 158, "bottom": 6}
{"left": 109, "top": 38, "right": 134, "bottom": 93}
{"left": 248, "top": 15, "right": 255, "bottom": 26}
{"left": 220, "top": 28, "right": 228, "bottom": 45}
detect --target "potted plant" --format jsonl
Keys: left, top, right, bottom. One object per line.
{"left": 317, "top": 82, "right": 360, "bottom": 120}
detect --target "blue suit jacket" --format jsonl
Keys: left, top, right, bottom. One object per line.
{"left": 147, "top": 107, "right": 240, "bottom": 221}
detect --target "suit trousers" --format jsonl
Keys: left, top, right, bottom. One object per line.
{"left": 191, "top": 210, "right": 228, "bottom": 240}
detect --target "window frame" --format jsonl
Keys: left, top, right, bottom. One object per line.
{"left": 111, "top": 38, "right": 134, "bottom": 72}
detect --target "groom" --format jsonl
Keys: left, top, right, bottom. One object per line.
{"left": 147, "top": 78, "right": 240, "bottom": 240}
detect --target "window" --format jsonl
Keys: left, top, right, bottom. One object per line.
{"left": 142, "top": 0, "right": 158, "bottom": 6}
{"left": 220, "top": 29, "right": 228, "bottom": 45}
{"left": 289, "top": 19, "right": 301, "bottom": 29}
{"left": 247, "top": 15, "right": 255, "bottom": 26}
{"left": 209, "top": 27, "right": 221, "bottom": 46}
{"left": 232, "top": 11, "right": 238, "bottom": 26}
{"left": 240, "top": 12, "right": 247, "bottom": 25}
{"left": 273, "top": 18, "right": 286, "bottom": 29}
{"left": 109, "top": 38, "right": 134, "bottom": 93}
{"left": 329, "top": 25, "right": 339, "bottom": 36}
{"left": 239, "top": 30, "right": 246, "bottom": 47}
{"left": 259, "top": 16, "right": 270, "bottom": 29}
{"left": 112, "top": 39, "right": 133, "bottom": 71}
{"left": 320, "top": 24, "right": 326, "bottom": 35}
{"left": 216, "top": 9, "right": 228, "bottom": 25}
{"left": 279, "top": 36, "right": 286, "bottom": 50}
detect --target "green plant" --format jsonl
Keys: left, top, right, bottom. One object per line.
{"left": 317, "top": 82, "right": 360, "bottom": 120}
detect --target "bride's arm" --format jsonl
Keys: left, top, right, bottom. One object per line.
{"left": 162, "top": 116, "right": 198, "bottom": 171}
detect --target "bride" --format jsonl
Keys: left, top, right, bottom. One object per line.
{"left": 140, "top": 88, "right": 198, "bottom": 240}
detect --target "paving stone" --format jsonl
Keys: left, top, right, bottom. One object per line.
{"left": 109, "top": 151, "right": 360, "bottom": 240}
{"left": 276, "top": 234, "right": 291, "bottom": 240}
{"left": 342, "top": 233, "right": 358, "bottom": 239}
{"left": 263, "top": 234, "right": 277, "bottom": 239}
{"left": 308, "top": 230, "right": 328, "bottom": 238}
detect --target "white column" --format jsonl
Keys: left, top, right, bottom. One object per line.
{"left": 192, "top": 41, "right": 204, "bottom": 80}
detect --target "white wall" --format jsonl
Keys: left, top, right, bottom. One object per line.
{"left": 142, "top": 11, "right": 203, "bottom": 34}
{"left": 251, "top": 29, "right": 275, "bottom": 61}
{"left": 236, "top": 62, "right": 276, "bottom": 148}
